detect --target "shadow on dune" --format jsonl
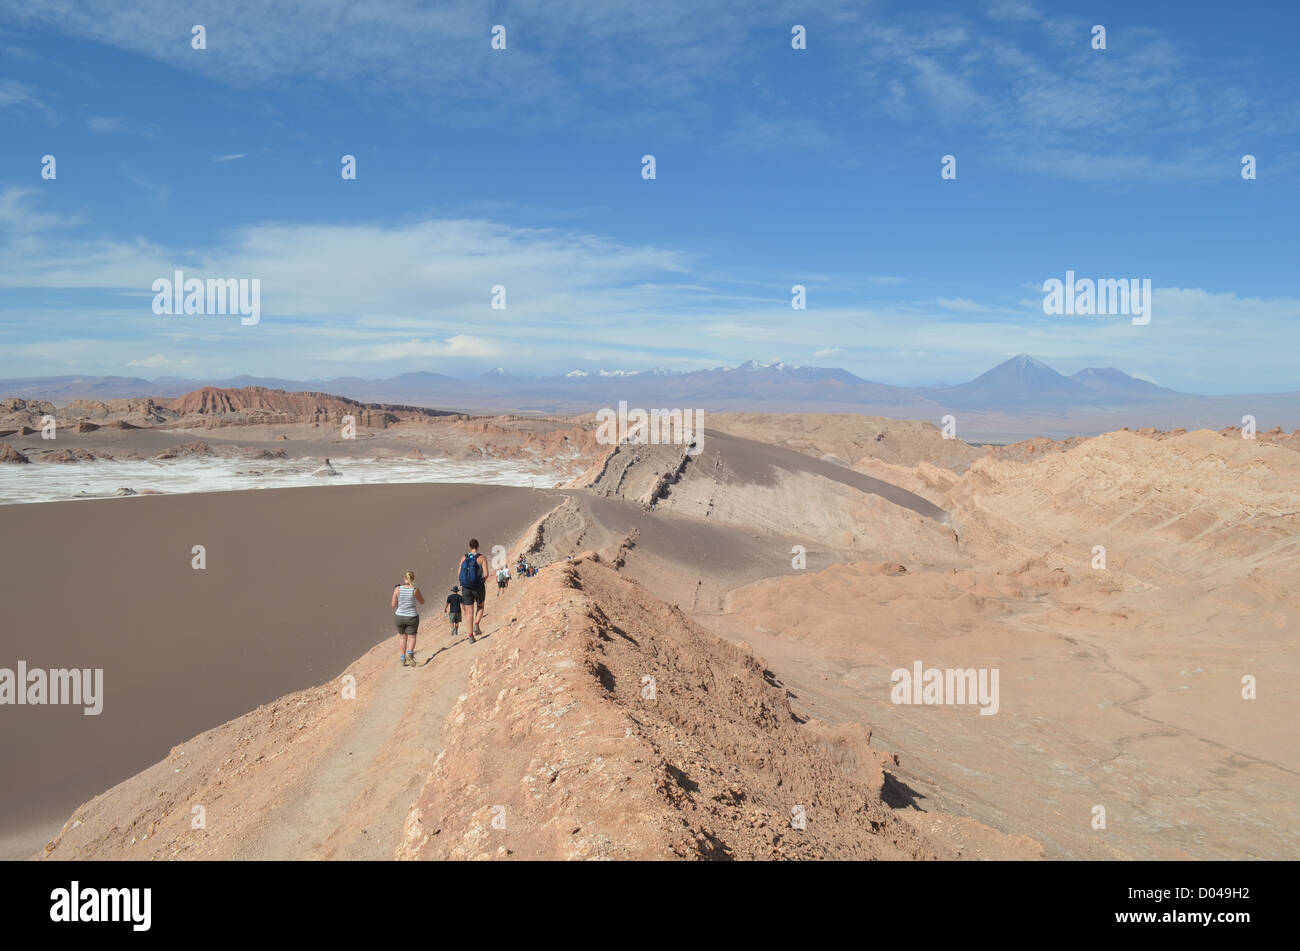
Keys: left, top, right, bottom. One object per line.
{"left": 882, "top": 771, "right": 930, "bottom": 811}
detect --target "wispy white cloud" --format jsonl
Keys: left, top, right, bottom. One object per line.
{"left": 935, "top": 297, "right": 992, "bottom": 313}
{"left": 985, "top": 0, "right": 1042, "bottom": 22}
{"left": 0, "top": 196, "right": 697, "bottom": 375}
{"left": 324, "top": 334, "right": 499, "bottom": 362}
{"left": 0, "top": 187, "right": 85, "bottom": 233}
{"left": 0, "top": 184, "right": 1293, "bottom": 389}
{"left": 2, "top": 0, "right": 1283, "bottom": 183}
{"left": 0, "top": 0, "right": 792, "bottom": 132}
{"left": 850, "top": 9, "right": 1278, "bottom": 183}
{"left": 0, "top": 77, "right": 52, "bottom": 119}
{"left": 121, "top": 168, "right": 171, "bottom": 207}
{"left": 3, "top": 276, "right": 1298, "bottom": 390}
{"left": 126, "top": 352, "right": 197, "bottom": 369}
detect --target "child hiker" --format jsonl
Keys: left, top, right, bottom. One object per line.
{"left": 445, "top": 585, "right": 463, "bottom": 637}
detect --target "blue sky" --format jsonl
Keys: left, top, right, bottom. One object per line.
{"left": 0, "top": 0, "right": 1297, "bottom": 392}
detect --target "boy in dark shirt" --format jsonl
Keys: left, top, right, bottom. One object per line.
{"left": 445, "top": 586, "right": 463, "bottom": 637}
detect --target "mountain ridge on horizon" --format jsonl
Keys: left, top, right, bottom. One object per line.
{"left": 0, "top": 353, "right": 1212, "bottom": 396}
{"left": 2, "top": 354, "right": 1296, "bottom": 436}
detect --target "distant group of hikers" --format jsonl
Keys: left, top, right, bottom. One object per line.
{"left": 389, "top": 539, "right": 540, "bottom": 667}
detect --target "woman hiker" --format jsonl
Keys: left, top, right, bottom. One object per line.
{"left": 391, "top": 570, "right": 426, "bottom": 666}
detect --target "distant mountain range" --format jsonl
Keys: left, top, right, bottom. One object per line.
{"left": 2, "top": 355, "right": 1296, "bottom": 438}
{"left": 928, "top": 353, "right": 1179, "bottom": 409}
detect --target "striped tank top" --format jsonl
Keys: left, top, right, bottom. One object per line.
{"left": 395, "top": 584, "right": 419, "bottom": 617}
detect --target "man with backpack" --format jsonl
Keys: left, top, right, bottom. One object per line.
{"left": 457, "top": 539, "right": 489, "bottom": 644}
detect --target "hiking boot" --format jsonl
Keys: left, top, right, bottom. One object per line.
{"left": 468, "top": 633, "right": 477, "bottom": 644}
{"left": 473, "top": 624, "right": 483, "bottom": 636}
{"left": 407, "top": 651, "right": 416, "bottom": 666}
{"left": 399, "top": 654, "right": 408, "bottom": 667}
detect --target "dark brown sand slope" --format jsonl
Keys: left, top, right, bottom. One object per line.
{"left": 0, "top": 483, "right": 558, "bottom": 858}
{"left": 699, "top": 430, "right": 949, "bottom": 523}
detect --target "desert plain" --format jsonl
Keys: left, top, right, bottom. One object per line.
{"left": 0, "top": 388, "right": 1295, "bottom": 860}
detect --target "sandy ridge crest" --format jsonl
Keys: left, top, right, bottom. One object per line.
{"left": 397, "top": 553, "right": 1029, "bottom": 860}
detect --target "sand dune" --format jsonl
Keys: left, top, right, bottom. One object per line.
{"left": 0, "top": 482, "right": 558, "bottom": 858}
{"left": 706, "top": 412, "right": 987, "bottom": 471}
{"left": 570, "top": 429, "right": 953, "bottom": 562}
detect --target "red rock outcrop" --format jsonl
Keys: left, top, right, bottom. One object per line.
{"left": 163, "top": 387, "right": 453, "bottom": 430}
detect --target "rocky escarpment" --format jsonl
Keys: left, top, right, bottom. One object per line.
{"left": 163, "top": 386, "right": 457, "bottom": 430}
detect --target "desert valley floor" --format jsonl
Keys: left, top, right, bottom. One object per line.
{"left": 1, "top": 393, "right": 1295, "bottom": 860}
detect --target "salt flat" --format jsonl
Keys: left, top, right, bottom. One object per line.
{"left": 0, "top": 455, "right": 562, "bottom": 505}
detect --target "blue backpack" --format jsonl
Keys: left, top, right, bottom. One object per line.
{"left": 459, "top": 552, "right": 482, "bottom": 587}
